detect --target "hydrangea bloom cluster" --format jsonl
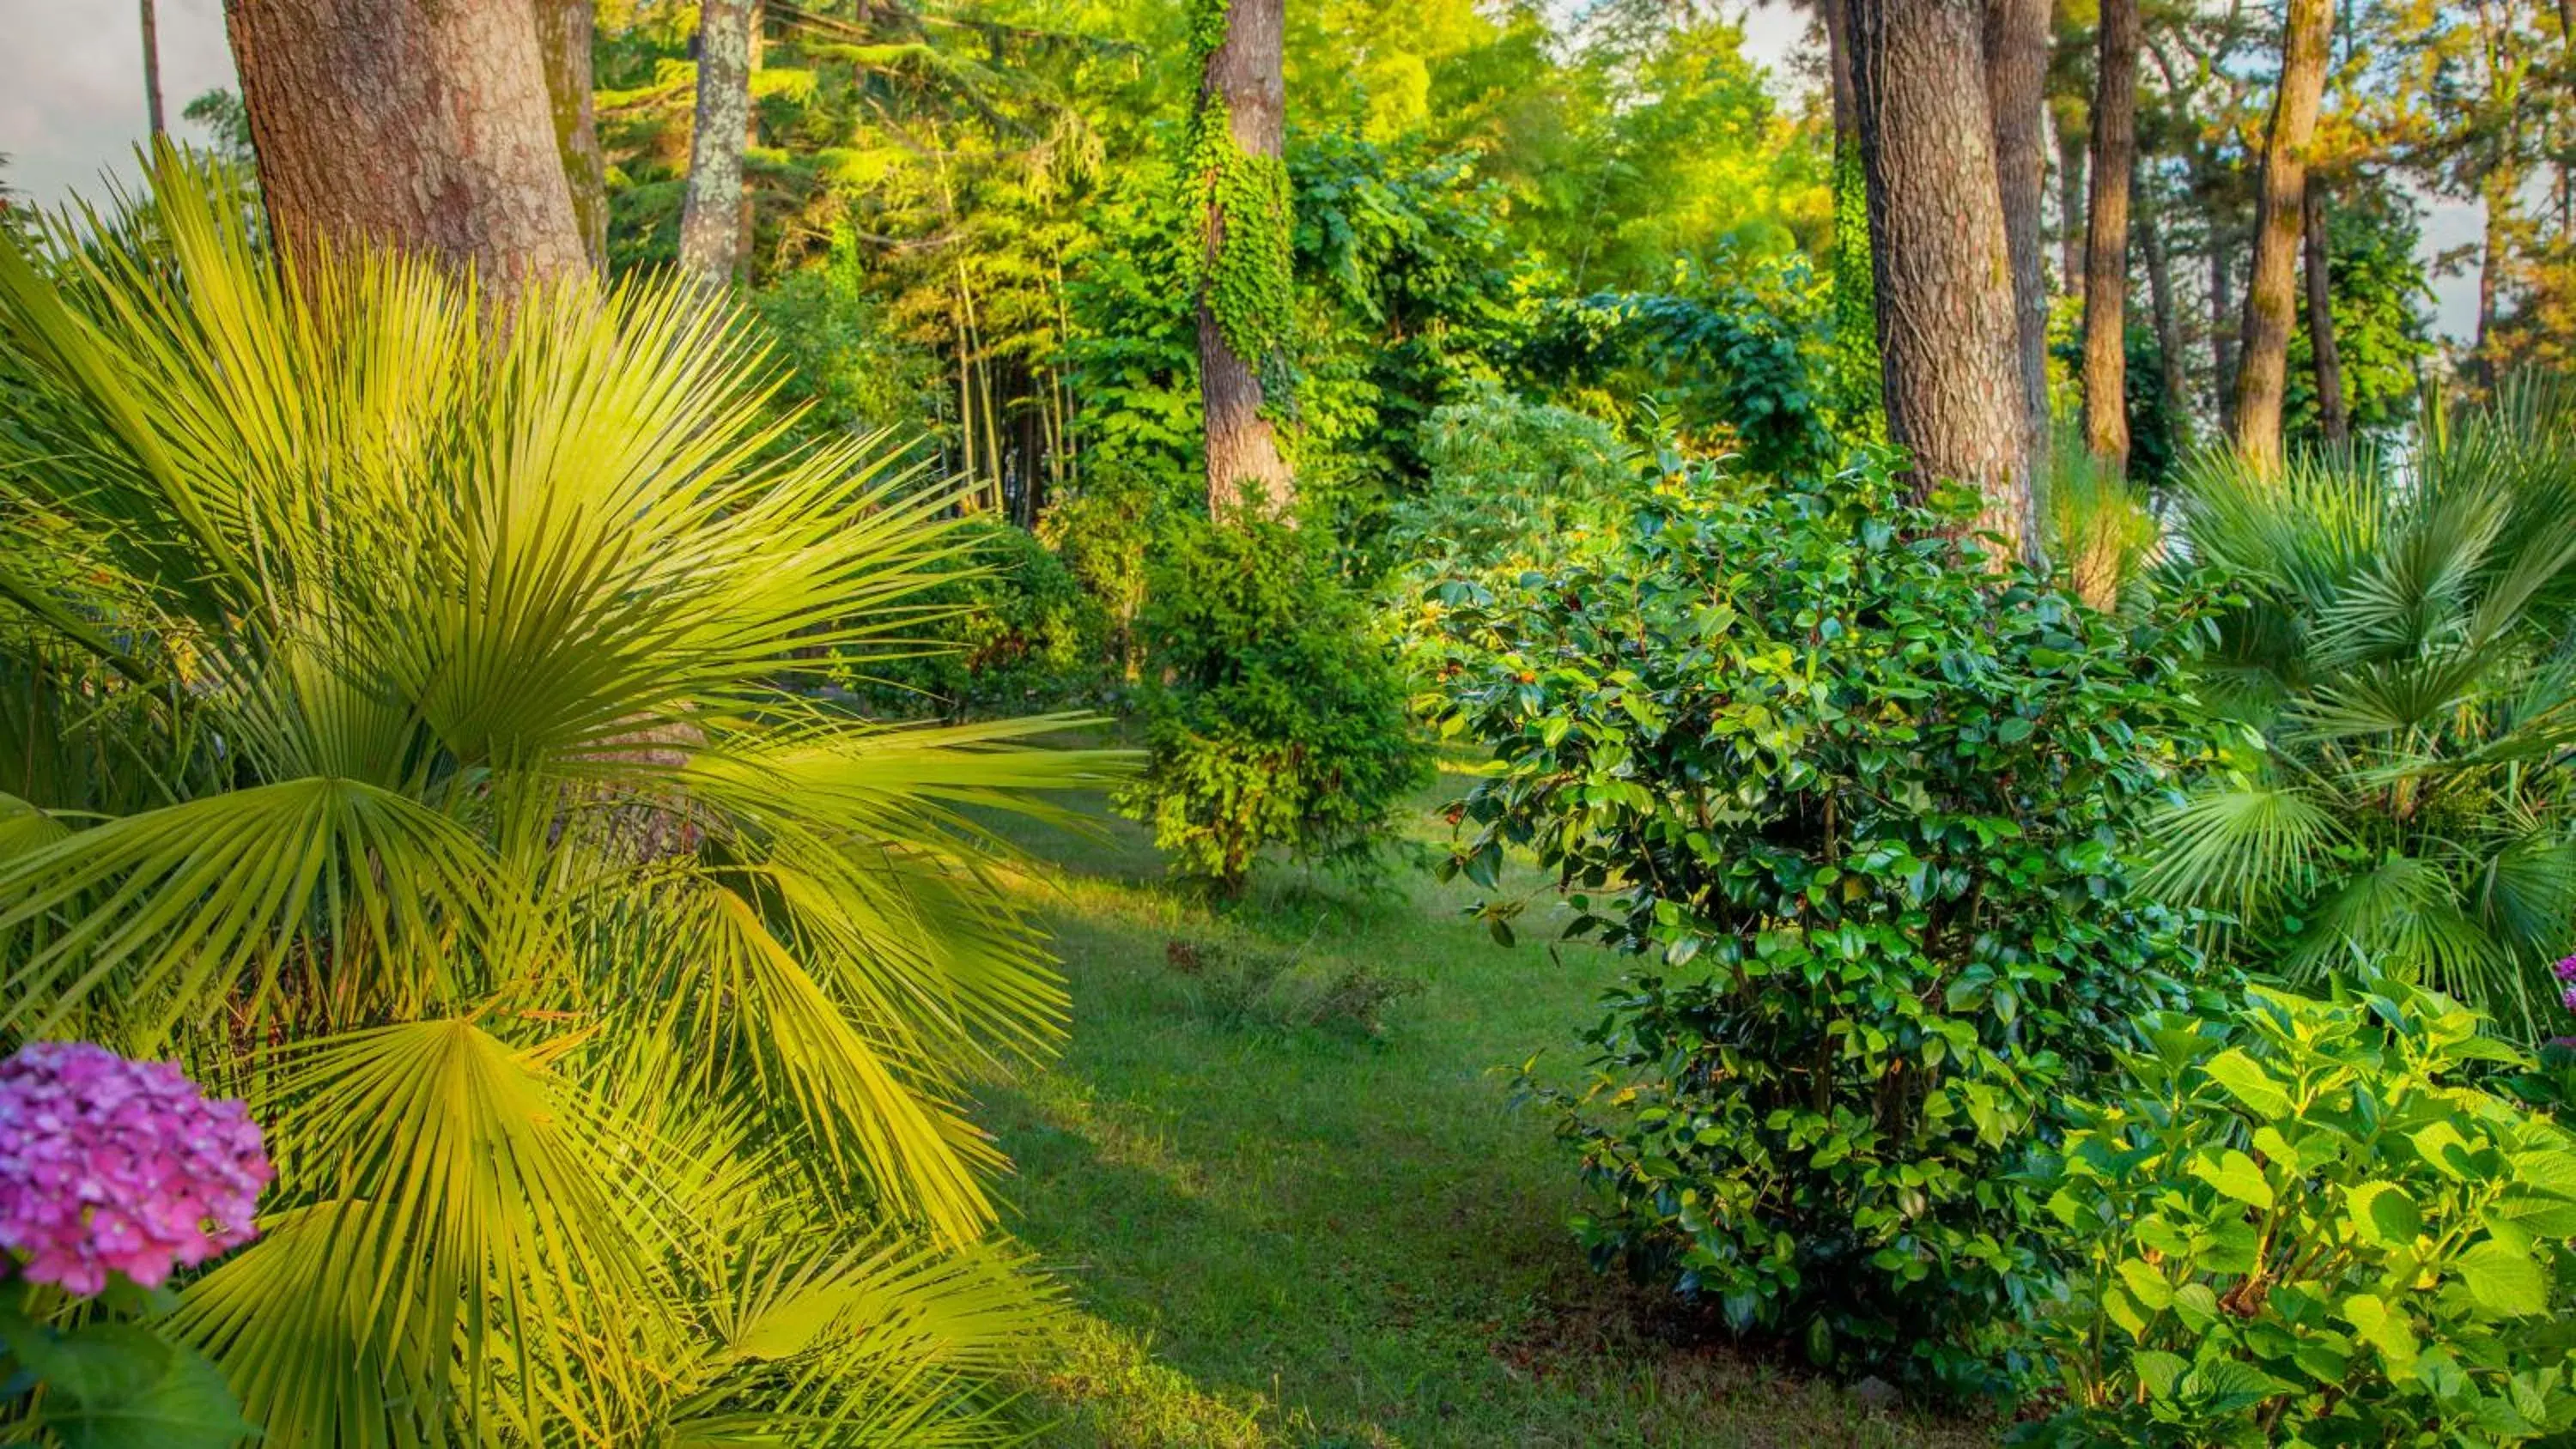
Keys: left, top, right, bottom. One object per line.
{"left": 2558, "top": 954, "right": 2576, "bottom": 1013}
{"left": 0, "top": 1042, "right": 272, "bottom": 1295}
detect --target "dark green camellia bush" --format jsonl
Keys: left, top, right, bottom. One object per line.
{"left": 2020, "top": 981, "right": 2576, "bottom": 1446}
{"left": 1122, "top": 506, "right": 1429, "bottom": 894}
{"left": 1426, "top": 460, "right": 2213, "bottom": 1385}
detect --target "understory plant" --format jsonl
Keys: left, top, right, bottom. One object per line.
{"left": 1122, "top": 505, "right": 1428, "bottom": 894}
{"left": 1430, "top": 460, "right": 2212, "bottom": 1385}
{"left": 835, "top": 516, "right": 1112, "bottom": 718}
{"left": 0, "top": 157, "right": 1124, "bottom": 1444}
{"left": 2020, "top": 981, "right": 2576, "bottom": 1446}
{"left": 2149, "top": 379, "right": 2576, "bottom": 1033}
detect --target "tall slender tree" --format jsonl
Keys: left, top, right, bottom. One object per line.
{"left": 139, "top": 0, "right": 167, "bottom": 138}
{"left": 1850, "top": 0, "right": 2032, "bottom": 554}
{"left": 1191, "top": 0, "right": 1295, "bottom": 515}
{"left": 2139, "top": 161, "right": 2190, "bottom": 452}
{"left": 2230, "top": 0, "right": 2333, "bottom": 471}
{"left": 1988, "top": 0, "right": 2053, "bottom": 504}
{"left": 677, "top": 0, "right": 754, "bottom": 290}
{"left": 2303, "top": 179, "right": 2349, "bottom": 445}
{"left": 2080, "top": 0, "right": 2140, "bottom": 475}
{"left": 222, "top": 0, "right": 587, "bottom": 291}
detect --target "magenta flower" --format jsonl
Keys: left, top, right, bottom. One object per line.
{"left": 2557, "top": 955, "right": 2576, "bottom": 984}
{"left": 2564, "top": 985, "right": 2576, "bottom": 1015}
{"left": 0, "top": 1042, "right": 271, "bottom": 1296}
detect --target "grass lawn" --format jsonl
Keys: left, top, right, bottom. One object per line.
{"left": 977, "top": 768, "right": 1992, "bottom": 1448}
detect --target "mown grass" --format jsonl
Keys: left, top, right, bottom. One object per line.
{"left": 978, "top": 771, "right": 1992, "bottom": 1447}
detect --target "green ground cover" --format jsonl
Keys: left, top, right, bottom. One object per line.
{"left": 978, "top": 770, "right": 1989, "bottom": 1447}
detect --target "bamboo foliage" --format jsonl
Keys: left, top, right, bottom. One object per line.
{"left": 0, "top": 152, "right": 1126, "bottom": 1445}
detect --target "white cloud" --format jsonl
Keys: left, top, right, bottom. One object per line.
{"left": 1, "top": 0, "right": 237, "bottom": 206}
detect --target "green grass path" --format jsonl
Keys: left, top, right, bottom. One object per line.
{"left": 981, "top": 780, "right": 1984, "bottom": 1448}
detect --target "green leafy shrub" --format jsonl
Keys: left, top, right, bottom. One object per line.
{"left": 838, "top": 517, "right": 1112, "bottom": 718}
{"left": 1383, "top": 382, "right": 1635, "bottom": 579}
{"left": 1121, "top": 508, "right": 1429, "bottom": 893}
{"left": 1426, "top": 461, "right": 2210, "bottom": 1384}
{"left": 2020, "top": 981, "right": 2576, "bottom": 1446}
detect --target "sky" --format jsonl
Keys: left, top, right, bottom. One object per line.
{"left": 0, "top": 0, "right": 2485, "bottom": 343}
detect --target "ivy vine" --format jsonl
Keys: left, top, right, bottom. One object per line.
{"left": 1827, "top": 137, "right": 1884, "bottom": 440}
{"left": 1185, "top": 0, "right": 1296, "bottom": 385}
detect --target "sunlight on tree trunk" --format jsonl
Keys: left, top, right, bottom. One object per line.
{"left": 536, "top": 0, "right": 605, "bottom": 270}
{"left": 2230, "top": 0, "right": 2331, "bottom": 473}
{"left": 2081, "top": 0, "right": 2139, "bottom": 476}
{"left": 222, "top": 0, "right": 587, "bottom": 295}
{"left": 1850, "top": 0, "right": 2031, "bottom": 556}
{"left": 678, "top": 0, "right": 753, "bottom": 291}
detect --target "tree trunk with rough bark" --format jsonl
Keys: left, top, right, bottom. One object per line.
{"left": 140, "top": 0, "right": 166, "bottom": 137}
{"left": 1850, "top": 0, "right": 2032, "bottom": 555}
{"left": 2303, "top": 179, "right": 2348, "bottom": 446}
{"left": 678, "top": 0, "right": 753, "bottom": 290}
{"left": 1987, "top": 0, "right": 2052, "bottom": 507}
{"left": 1195, "top": 0, "right": 1294, "bottom": 516}
{"left": 2080, "top": 0, "right": 2139, "bottom": 475}
{"left": 535, "top": 0, "right": 605, "bottom": 268}
{"left": 2229, "top": 0, "right": 2331, "bottom": 473}
{"left": 2140, "top": 166, "right": 2190, "bottom": 452}
{"left": 223, "top": 0, "right": 588, "bottom": 294}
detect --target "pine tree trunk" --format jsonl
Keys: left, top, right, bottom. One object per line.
{"left": 223, "top": 0, "right": 588, "bottom": 294}
{"left": 139, "top": 0, "right": 167, "bottom": 138}
{"left": 678, "top": 0, "right": 753, "bottom": 291}
{"left": 1987, "top": 0, "right": 2053, "bottom": 505}
{"left": 2079, "top": 0, "right": 2138, "bottom": 474}
{"left": 1195, "top": 0, "right": 1294, "bottom": 517}
{"left": 2303, "top": 180, "right": 2348, "bottom": 446}
{"left": 2140, "top": 166, "right": 2190, "bottom": 452}
{"left": 535, "top": 0, "right": 605, "bottom": 269}
{"left": 1850, "top": 0, "right": 2032, "bottom": 555}
{"left": 2229, "top": 0, "right": 2331, "bottom": 472}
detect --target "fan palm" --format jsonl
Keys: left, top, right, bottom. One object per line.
{"left": 0, "top": 152, "right": 1125, "bottom": 1444}
{"left": 2147, "top": 379, "right": 2576, "bottom": 1034}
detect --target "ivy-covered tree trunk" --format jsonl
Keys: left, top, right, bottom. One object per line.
{"left": 1191, "top": 0, "right": 1295, "bottom": 517}
{"left": 535, "top": 0, "right": 605, "bottom": 269}
{"left": 678, "top": 0, "right": 753, "bottom": 291}
{"left": 1824, "top": 0, "right": 1883, "bottom": 437}
{"left": 2229, "top": 0, "right": 2331, "bottom": 472}
{"left": 2080, "top": 0, "right": 2139, "bottom": 476}
{"left": 1850, "top": 0, "right": 2032, "bottom": 555}
{"left": 2303, "top": 181, "right": 2348, "bottom": 446}
{"left": 222, "top": 0, "right": 587, "bottom": 294}
{"left": 1986, "top": 0, "right": 2051, "bottom": 506}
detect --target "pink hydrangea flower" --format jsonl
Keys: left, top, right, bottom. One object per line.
{"left": 2556, "top": 955, "right": 2576, "bottom": 984}
{"left": 0, "top": 1042, "right": 271, "bottom": 1296}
